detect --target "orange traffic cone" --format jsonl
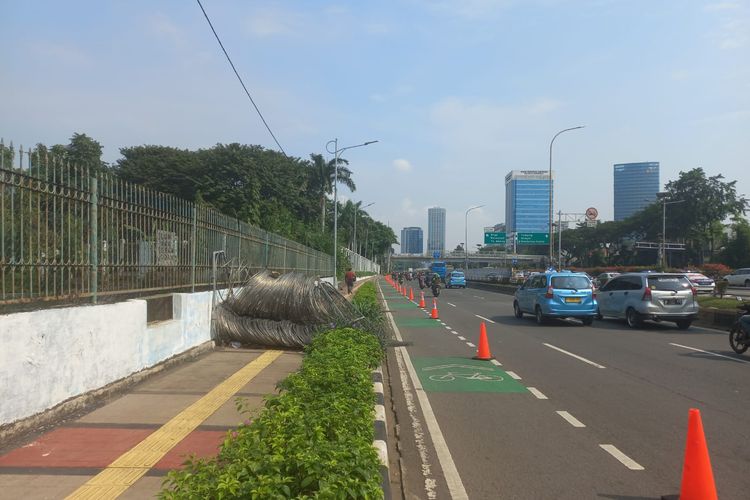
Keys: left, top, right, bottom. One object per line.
{"left": 473, "top": 322, "right": 494, "bottom": 360}
{"left": 675, "top": 409, "right": 717, "bottom": 500}
{"left": 430, "top": 299, "right": 439, "bottom": 319}
{"left": 419, "top": 292, "right": 426, "bottom": 308}
{"left": 396, "top": 283, "right": 401, "bottom": 293}
{"left": 402, "top": 286, "right": 407, "bottom": 297}
{"left": 409, "top": 288, "right": 414, "bottom": 301}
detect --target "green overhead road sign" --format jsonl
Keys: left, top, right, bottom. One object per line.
{"left": 517, "top": 232, "right": 549, "bottom": 245}
{"left": 484, "top": 232, "right": 507, "bottom": 245}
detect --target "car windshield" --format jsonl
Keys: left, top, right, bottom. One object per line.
{"left": 551, "top": 276, "right": 591, "bottom": 290}
{"left": 647, "top": 275, "right": 692, "bottom": 291}
{"left": 452, "top": 273, "right": 464, "bottom": 278}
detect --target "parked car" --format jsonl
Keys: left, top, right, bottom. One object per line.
{"left": 723, "top": 268, "right": 750, "bottom": 287}
{"left": 684, "top": 272, "right": 715, "bottom": 294}
{"left": 513, "top": 271, "right": 597, "bottom": 325}
{"left": 595, "top": 272, "right": 620, "bottom": 288}
{"left": 446, "top": 271, "right": 467, "bottom": 289}
{"left": 596, "top": 273, "right": 699, "bottom": 329}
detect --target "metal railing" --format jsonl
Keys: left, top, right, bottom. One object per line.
{"left": 343, "top": 248, "right": 380, "bottom": 274}
{"left": 1, "top": 140, "right": 334, "bottom": 307}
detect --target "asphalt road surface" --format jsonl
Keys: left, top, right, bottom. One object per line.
{"left": 382, "top": 281, "right": 749, "bottom": 500}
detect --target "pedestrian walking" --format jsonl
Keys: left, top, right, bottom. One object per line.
{"left": 344, "top": 267, "right": 357, "bottom": 295}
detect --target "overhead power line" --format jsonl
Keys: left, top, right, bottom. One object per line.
{"left": 196, "top": 0, "right": 287, "bottom": 156}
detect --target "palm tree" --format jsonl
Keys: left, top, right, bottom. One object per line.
{"left": 308, "top": 153, "right": 357, "bottom": 232}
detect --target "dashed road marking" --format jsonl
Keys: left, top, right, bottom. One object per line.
{"left": 451, "top": 330, "right": 459, "bottom": 334}
{"left": 506, "top": 371, "right": 521, "bottom": 380}
{"left": 556, "top": 411, "right": 586, "bottom": 428}
{"left": 458, "top": 336, "right": 466, "bottom": 341}
{"left": 543, "top": 343, "right": 606, "bottom": 369}
{"left": 490, "top": 359, "right": 502, "bottom": 366}
{"left": 528, "top": 387, "right": 548, "bottom": 399}
{"left": 475, "top": 315, "right": 495, "bottom": 324}
{"left": 466, "top": 342, "right": 476, "bottom": 347}
{"left": 670, "top": 342, "right": 750, "bottom": 364}
{"left": 445, "top": 326, "right": 451, "bottom": 330}
{"left": 447, "top": 302, "right": 457, "bottom": 307}
{"left": 600, "top": 444, "right": 645, "bottom": 470}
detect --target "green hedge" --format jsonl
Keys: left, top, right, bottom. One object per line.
{"left": 161, "top": 326, "right": 385, "bottom": 499}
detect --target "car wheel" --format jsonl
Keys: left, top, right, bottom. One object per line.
{"left": 513, "top": 301, "right": 523, "bottom": 319}
{"left": 535, "top": 306, "right": 546, "bottom": 325}
{"left": 626, "top": 307, "right": 642, "bottom": 329}
{"left": 676, "top": 319, "right": 692, "bottom": 330}
{"left": 596, "top": 308, "right": 603, "bottom": 321}
{"left": 581, "top": 317, "right": 594, "bottom": 326}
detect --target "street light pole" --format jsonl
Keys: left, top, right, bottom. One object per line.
{"left": 465, "top": 205, "right": 484, "bottom": 271}
{"left": 549, "top": 126, "right": 584, "bottom": 267}
{"left": 325, "top": 139, "right": 378, "bottom": 288}
{"left": 354, "top": 201, "right": 374, "bottom": 256}
{"left": 659, "top": 197, "right": 685, "bottom": 269}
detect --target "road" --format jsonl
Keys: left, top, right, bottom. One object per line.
{"left": 727, "top": 285, "right": 750, "bottom": 298}
{"left": 382, "top": 280, "right": 749, "bottom": 499}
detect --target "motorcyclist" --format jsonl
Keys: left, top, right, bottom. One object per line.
{"left": 431, "top": 273, "right": 441, "bottom": 288}
{"left": 398, "top": 272, "right": 404, "bottom": 285}
{"left": 417, "top": 272, "right": 426, "bottom": 289}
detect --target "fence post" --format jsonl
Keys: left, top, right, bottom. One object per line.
{"left": 264, "top": 231, "right": 270, "bottom": 269}
{"left": 90, "top": 176, "right": 98, "bottom": 304}
{"left": 190, "top": 205, "right": 197, "bottom": 292}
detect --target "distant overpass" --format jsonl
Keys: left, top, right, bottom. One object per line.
{"left": 390, "top": 251, "right": 547, "bottom": 270}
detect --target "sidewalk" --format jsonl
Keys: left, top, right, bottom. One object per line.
{"left": 0, "top": 347, "right": 303, "bottom": 499}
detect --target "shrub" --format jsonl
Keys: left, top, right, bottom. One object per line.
{"left": 701, "top": 263, "right": 732, "bottom": 280}
{"left": 161, "top": 328, "right": 384, "bottom": 499}
{"left": 715, "top": 280, "right": 729, "bottom": 298}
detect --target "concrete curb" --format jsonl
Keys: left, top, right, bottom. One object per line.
{"left": 0, "top": 340, "right": 215, "bottom": 448}
{"left": 373, "top": 365, "right": 391, "bottom": 499}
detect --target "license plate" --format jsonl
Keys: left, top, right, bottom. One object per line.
{"left": 565, "top": 297, "right": 582, "bottom": 303}
{"left": 663, "top": 298, "right": 682, "bottom": 305}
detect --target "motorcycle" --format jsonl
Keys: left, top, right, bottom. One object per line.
{"left": 431, "top": 281, "right": 441, "bottom": 297}
{"left": 729, "top": 303, "right": 750, "bottom": 355}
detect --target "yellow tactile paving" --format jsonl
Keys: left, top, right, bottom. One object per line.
{"left": 65, "top": 350, "right": 284, "bottom": 499}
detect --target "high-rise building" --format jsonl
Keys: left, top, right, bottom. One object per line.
{"left": 400, "top": 227, "right": 423, "bottom": 254}
{"left": 505, "top": 170, "right": 553, "bottom": 233}
{"left": 427, "top": 207, "right": 446, "bottom": 256}
{"left": 613, "top": 162, "right": 660, "bottom": 221}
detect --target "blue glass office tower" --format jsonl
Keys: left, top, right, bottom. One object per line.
{"left": 427, "top": 207, "right": 446, "bottom": 256}
{"left": 613, "top": 162, "right": 660, "bottom": 221}
{"left": 400, "top": 227, "right": 423, "bottom": 254}
{"left": 505, "top": 170, "right": 552, "bottom": 233}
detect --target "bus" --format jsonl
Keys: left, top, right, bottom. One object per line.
{"left": 429, "top": 261, "right": 447, "bottom": 280}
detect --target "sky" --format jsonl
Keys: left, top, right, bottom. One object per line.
{"left": 3, "top": 0, "right": 749, "bottom": 253}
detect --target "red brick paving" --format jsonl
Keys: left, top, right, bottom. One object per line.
{"left": 153, "top": 430, "right": 226, "bottom": 470}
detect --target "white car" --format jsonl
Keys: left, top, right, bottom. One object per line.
{"left": 723, "top": 268, "right": 750, "bottom": 288}
{"left": 685, "top": 273, "right": 715, "bottom": 294}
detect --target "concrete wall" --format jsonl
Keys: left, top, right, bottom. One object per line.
{"left": 0, "top": 290, "right": 219, "bottom": 426}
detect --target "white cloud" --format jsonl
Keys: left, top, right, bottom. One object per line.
{"left": 148, "top": 13, "right": 184, "bottom": 46}
{"left": 30, "top": 42, "right": 90, "bottom": 66}
{"left": 246, "top": 7, "right": 304, "bottom": 37}
{"left": 394, "top": 158, "right": 413, "bottom": 172}
{"left": 401, "top": 198, "right": 418, "bottom": 216}
{"left": 529, "top": 98, "right": 564, "bottom": 114}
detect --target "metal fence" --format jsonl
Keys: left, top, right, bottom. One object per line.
{"left": 1, "top": 140, "right": 334, "bottom": 307}
{"left": 343, "top": 248, "right": 380, "bottom": 274}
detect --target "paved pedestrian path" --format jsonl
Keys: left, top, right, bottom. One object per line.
{"left": 0, "top": 347, "right": 303, "bottom": 499}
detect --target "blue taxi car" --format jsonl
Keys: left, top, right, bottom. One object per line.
{"left": 445, "top": 270, "right": 467, "bottom": 289}
{"left": 513, "top": 270, "right": 597, "bottom": 325}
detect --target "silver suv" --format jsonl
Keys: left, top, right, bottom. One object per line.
{"left": 596, "top": 273, "right": 699, "bottom": 330}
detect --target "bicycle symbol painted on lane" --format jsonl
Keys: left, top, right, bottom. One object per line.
{"left": 422, "top": 364, "right": 505, "bottom": 382}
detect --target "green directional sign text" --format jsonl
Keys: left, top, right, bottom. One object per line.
{"left": 484, "top": 232, "right": 507, "bottom": 245}
{"left": 517, "top": 232, "right": 549, "bottom": 245}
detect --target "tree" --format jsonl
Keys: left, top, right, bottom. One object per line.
{"left": 306, "top": 153, "right": 356, "bottom": 232}
{"left": 663, "top": 168, "right": 748, "bottom": 262}
{"left": 721, "top": 218, "right": 750, "bottom": 267}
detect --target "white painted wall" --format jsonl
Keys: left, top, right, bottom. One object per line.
{"left": 0, "top": 290, "right": 221, "bottom": 426}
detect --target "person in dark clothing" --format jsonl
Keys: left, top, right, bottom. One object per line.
{"left": 344, "top": 267, "right": 357, "bottom": 294}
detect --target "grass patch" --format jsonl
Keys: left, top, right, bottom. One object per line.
{"left": 697, "top": 295, "right": 747, "bottom": 310}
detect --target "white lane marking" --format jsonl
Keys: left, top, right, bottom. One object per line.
{"left": 450, "top": 330, "right": 459, "bottom": 334}
{"left": 439, "top": 321, "right": 445, "bottom": 325}
{"left": 466, "top": 342, "right": 476, "bottom": 348}
{"left": 447, "top": 302, "right": 457, "bottom": 307}
{"left": 458, "top": 336, "right": 466, "bottom": 341}
{"left": 543, "top": 343, "right": 606, "bottom": 369}
{"left": 528, "top": 387, "right": 548, "bottom": 399}
{"left": 669, "top": 342, "right": 750, "bottom": 364}
{"left": 490, "top": 359, "right": 502, "bottom": 366}
{"left": 381, "top": 285, "right": 468, "bottom": 499}
{"left": 475, "top": 315, "right": 496, "bottom": 324}
{"left": 506, "top": 371, "right": 521, "bottom": 380}
{"left": 472, "top": 295, "right": 485, "bottom": 299}
{"left": 556, "top": 411, "right": 586, "bottom": 428}
{"left": 445, "top": 326, "right": 451, "bottom": 330}
{"left": 599, "top": 444, "right": 645, "bottom": 471}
